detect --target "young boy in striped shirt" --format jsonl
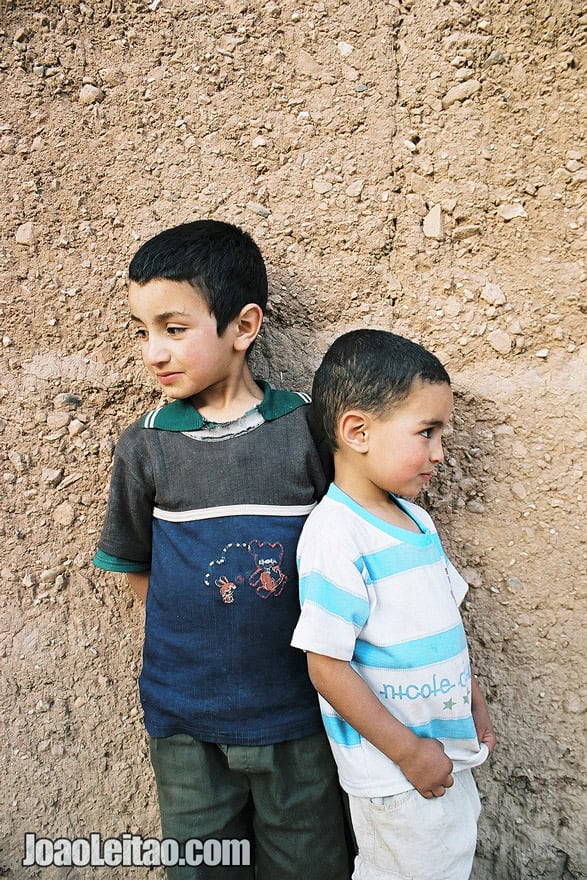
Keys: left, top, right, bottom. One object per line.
{"left": 291, "top": 330, "right": 496, "bottom": 880}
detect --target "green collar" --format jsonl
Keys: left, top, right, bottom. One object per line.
{"left": 140, "top": 380, "right": 311, "bottom": 431}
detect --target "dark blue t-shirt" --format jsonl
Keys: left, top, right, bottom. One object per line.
{"left": 94, "top": 385, "right": 329, "bottom": 744}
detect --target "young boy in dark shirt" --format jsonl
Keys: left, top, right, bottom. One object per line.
{"left": 94, "top": 220, "right": 349, "bottom": 879}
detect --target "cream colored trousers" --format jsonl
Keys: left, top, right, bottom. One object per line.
{"left": 349, "top": 768, "right": 482, "bottom": 880}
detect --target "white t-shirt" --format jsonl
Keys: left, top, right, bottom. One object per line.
{"left": 291, "top": 484, "right": 489, "bottom": 797}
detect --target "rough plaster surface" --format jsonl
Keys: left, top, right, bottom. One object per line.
{"left": 0, "top": 0, "right": 585, "bottom": 877}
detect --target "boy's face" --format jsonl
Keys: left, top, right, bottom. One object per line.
{"left": 359, "top": 379, "right": 454, "bottom": 499}
{"left": 128, "top": 278, "right": 238, "bottom": 401}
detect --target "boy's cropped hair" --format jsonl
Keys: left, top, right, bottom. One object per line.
{"left": 128, "top": 219, "right": 268, "bottom": 335}
{"left": 313, "top": 329, "right": 451, "bottom": 451}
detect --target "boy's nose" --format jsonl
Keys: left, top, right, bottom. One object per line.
{"left": 144, "top": 336, "right": 170, "bottom": 366}
{"left": 430, "top": 437, "right": 444, "bottom": 463}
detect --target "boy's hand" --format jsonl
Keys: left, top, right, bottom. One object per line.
{"left": 471, "top": 675, "right": 497, "bottom": 755}
{"left": 396, "top": 735, "right": 454, "bottom": 799}
{"left": 473, "top": 707, "right": 497, "bottom": 754}
{"left": 306, "top": 654, "right": 455, "bottom": 798}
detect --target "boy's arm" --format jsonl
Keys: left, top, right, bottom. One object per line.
{"left": 307, "top": 652, "right": 454, "bottom": 799}
{"left": 127, "top": 571, "right": 149, "bottom": 602}
{"left": 471, "top": 672, "right": 497, "bottom": 754}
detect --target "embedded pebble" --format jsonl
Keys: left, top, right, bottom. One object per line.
{"left": 497, "top": 203, "right": 528, "bottom": 221}
{"left": 338, "top": 42, "right": 354, "bottom": 58}
{"left": 15, "top": 221, "right": 36, "bottom": 246}
{"left": 452, "top": 224, "right": 481, "bottom": 240}
{"left": 47, "top": 412, "right": 71, "bottom": 431}
{"left": 53, "top": 502, "right": 75, "bottom": 527}
{"left": 42, "top": 468, "right": 64, "bottom": 486}
{"left": 481, "top": 283, "right": 506, "bottom": 306}
{"left": 79, "top": 84, "right": 105, "bottom": 105}
{"left": 487, "top": 329, "right": 513, "bottom": 354}
{"left": 423, "top": 205, "right": 444, "bottom": 240}
{"left": 246, "top": 202, "right": 271, "bottom": 218}
{"left": 313, "top": 179, "right": 333, "bottom": 194}
{"left": 511, "top": 482, "right": 528, "bottom": 500}
{"left": 441, "top": 80, "right": 481, "bottom": 109}
{"left": 346, "top": 179, "right": 364, "bottom": 198}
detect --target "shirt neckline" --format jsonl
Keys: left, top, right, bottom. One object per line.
{"left": 327, "top": 483, "right": 432, "bottom": 545}
{"left": 140, "top": 380, "right": 311, "bottom": 431}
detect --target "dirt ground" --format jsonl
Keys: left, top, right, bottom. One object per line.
{"left": 0, "top": 0, "right": 585, "bottom": 877}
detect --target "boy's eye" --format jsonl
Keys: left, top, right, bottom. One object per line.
{"left": 420, "top": 428, "right": 433, "bottom": 438}
{"left": 167, "top": 326, "right": 186, "bottom": 335}
{"left": 134, "top": 327, "right": 147, "bottom": 339}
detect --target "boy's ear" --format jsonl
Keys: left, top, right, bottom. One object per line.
{"left": 338, "top": 411, "right": 370, "bottom": 453}
{"left": 233, "top": 303, "right": 263, "bottom": 352}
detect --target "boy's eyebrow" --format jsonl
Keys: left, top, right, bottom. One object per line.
{"left": 417, "top": 418, "right": 450, "bottom": 428}
{"left": 129, "top": 310, "right": 188, "bottom": 323}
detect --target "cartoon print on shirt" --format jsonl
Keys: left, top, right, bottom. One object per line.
{"left": 215, "top": 574, "right": 243, "bottom": 604}
{"left": 248, "top": 540, "right": 288, "bottom": 599}
{"left": 205, "top": 539, "right": 288, "bottom": 602}
{"left": 204, "top": 541, "right": 251, "bottom": 603}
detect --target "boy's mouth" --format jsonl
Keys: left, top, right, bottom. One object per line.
{"left": 157, "top": 371, "right": 182, "bottom": 384}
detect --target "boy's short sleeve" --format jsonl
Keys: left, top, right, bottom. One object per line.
{"left": 95, "top": 422, "right": 155, "bottom": 568}
{"left": 291, "top": 510, "right": 370, "bottom": 660}
{"left": 445, "top": 556, "right": 469, "bottom": 606}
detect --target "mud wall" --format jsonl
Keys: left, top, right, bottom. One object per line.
{"left": 0, "top": 1, "right": 585, "bottom": 877}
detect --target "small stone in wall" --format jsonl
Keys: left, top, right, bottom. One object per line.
{"left": 497, "top": 203, "right": 528, "bottom": 221}
{"left": 79, "top": 84, "right": 105, "bottom": 105}
{"left": 423, "top": 204, "right": 444, "bottom": 240}
{"left": 54, "top": 502, "right": 75, "bottom": 527}
{"left": 480, "top": 282, "right": 506, "bottom": 306}
{"left": 246, "top": 202, "right": 271, "bottom": 218}
{"left": 47, "top": 412, "right": 71, "bottom": 431}
{"left": 487, "top": 329, "right": 512, "bottom": 354}
{"left": 441, "top": 80, "right": 481, "bottom": 109}
{"left": 445, "top": 296, "right": 461, "bottom": 317}
{"left": 16, "top": 221, "right": 36, "bottom": 246}
{"left": 452, "top": 224, "right": 480, "bottom": 241}
{"left": 482, "top": 49, "right": 506, "bottom": 68}
{"left": 461, "top": 567, "right": 483, "bottom": 588}
{"left": 68, "top": 418, "right": 87, "bottom": 437}
{"left": 54, "top": 393, "right": 82, "bottom": 409}
{"left": 42, "top": 468, "right": 64, "bottom": 487}
{"left": 296, "top": 50, "right": 323, "bottom": 78}
{"left": 313, "top": 179, "right": 333, "bottom": 194}
{"left": 563, "top": 694, "right": 585, "bottom": 715}
{"left": 8, "top": 451, "right": 27, "bottom": 473}
{"left": 345, "top": 179, "right": 363, "bottom": 198}
{"left": 455, "top": 67, "right": 475, "bottom": 82}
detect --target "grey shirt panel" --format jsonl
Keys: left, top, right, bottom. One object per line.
{"left": 98, "top": 404, "right": 327, "bottom": 566}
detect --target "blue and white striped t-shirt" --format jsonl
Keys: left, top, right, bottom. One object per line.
{"left": 291, "top": 483, "right": 489, "bottom": 797}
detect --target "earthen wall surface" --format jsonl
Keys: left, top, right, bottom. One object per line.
{"left": 0, "top": 1, "right": 585, "bottom": 877}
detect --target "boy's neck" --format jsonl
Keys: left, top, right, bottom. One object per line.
{"left": 188, "top": 364, "right": 264, "bottom": 424}
{"left": 333, "top": 460, "right": 421, "bottom": 533}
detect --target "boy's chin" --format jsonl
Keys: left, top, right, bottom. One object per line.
{"left": 157, "top": 388, "right": 190, "bottom": 402}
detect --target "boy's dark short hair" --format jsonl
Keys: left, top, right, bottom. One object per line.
{"left": 313, "top": 329, "right": 451, "bottom": 451}
{"left": 128, "top": 219, "right": 268, "bottom": 336}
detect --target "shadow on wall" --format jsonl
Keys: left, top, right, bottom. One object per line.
{"left": 249, "top": 270, "right": 330, "bottom": 392}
